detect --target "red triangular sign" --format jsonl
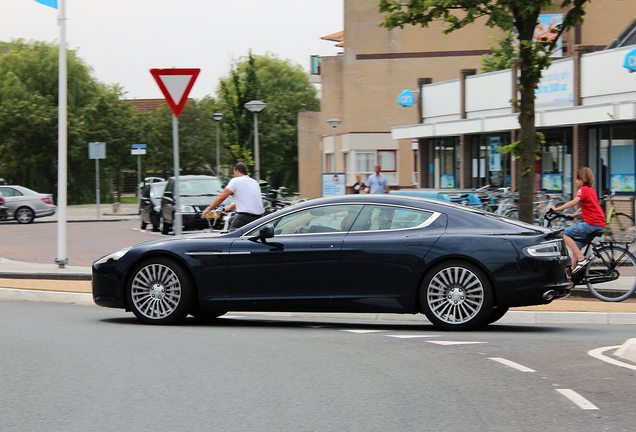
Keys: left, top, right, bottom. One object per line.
{"left": 150, "top": 68, "right": 200, "bottom": 117}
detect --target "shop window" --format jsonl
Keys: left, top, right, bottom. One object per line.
{"left": 355, "top": 152, "right": 375, "bottom": 178}
{"left": 378, "top": 150, "right": 397, "bottom": 185}
{"left": 432, "top": 138, "right": 459, "bottom": 189}
{"left": 325, "top": 154, "right": 334, "bottom": 173}
{"left": 599, "top": 125, "right": 635, "bottom": 195}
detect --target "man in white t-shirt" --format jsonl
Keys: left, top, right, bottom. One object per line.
{"left": 202, "top": 162, "right": 265, "bottom": 230}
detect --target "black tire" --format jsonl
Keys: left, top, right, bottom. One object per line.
{"left": 15, "top": 207, "right": 34, "bottom": 224}
{"left": 585, "top": 245, "right": 636, "bottom": 302}
{"left": 486, "top": 306, "right": 510, "bottom": 324}
{"left": 420, "top": 261, "right": 494, "bottom": 330}
{"left": 151, "top": 214, "right": 161, "bottom": 232}
{"left": 126, "top": 257, "right": 194, "bottom": 324}
{"left": 161, "top": 220, "right": 171, "bottom": 235}
{"left": 504, "top": 208, "right": 518, "bottom": 220}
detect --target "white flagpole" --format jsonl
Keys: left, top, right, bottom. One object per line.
{"left": 56, "top": 0, "right": 68, "bottom": 268}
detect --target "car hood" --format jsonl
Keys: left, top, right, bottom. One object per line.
{"left": 178, "top": 195, "right": 223, "bottom": 206}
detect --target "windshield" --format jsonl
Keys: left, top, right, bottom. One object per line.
{"left": 178, "top": 178, "right": 223, "bottom": 197}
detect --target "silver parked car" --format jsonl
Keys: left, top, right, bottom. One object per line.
{"left": 0, "top": 185, "right": 56, "bottom": 224}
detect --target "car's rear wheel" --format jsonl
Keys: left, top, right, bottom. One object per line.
{"left": 15, "top": 207, "right": 34, "bottom": 224}
{"left": 420, "top": 261, "right": 493, "bottom": 330}
{"left": 126, "top": 257, "right": 193, "bottom": 324}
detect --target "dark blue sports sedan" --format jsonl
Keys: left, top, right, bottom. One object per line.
{"left": 92, "top": 194, "right": 572, "bottom": 330}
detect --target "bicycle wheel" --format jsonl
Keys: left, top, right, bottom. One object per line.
{"left": 608, "top": 212, "right": 635, "bottom": 243}
{"left": 585, "top": 244, "right": 636, "bottom": 302}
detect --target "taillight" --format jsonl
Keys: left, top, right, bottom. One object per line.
{"left": 0, "top": 196, "right": 4, "bottom": 204}
{"left": 42, "top": 197, "right": 53, "bottom": 205}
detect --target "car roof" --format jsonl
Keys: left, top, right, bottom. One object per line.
{"left": 168, "top": 175, "right": 220, "bottom": 181}
{"left": 271, "top": 193, "right": 547, "bottom": 233}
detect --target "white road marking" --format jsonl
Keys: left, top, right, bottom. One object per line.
{"left": 588, "top": 346, "right": 636, "bottom": 371}
{"left": 556, "top": 389, "right": 599, "bottom": 410}
{"left": 426, "top": 341, "right": 486, "bottom": 346}
{"left": 386, "top": 335, "right": 440, "bottom": 339}
{"left": 341, "top": 329, "right": 386, "bottom": 334}
{"left": 489, "top": 357, "right": 536, "bottom": 373}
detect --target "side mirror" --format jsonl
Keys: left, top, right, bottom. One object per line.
{"left": 249, "top": 224, "right": 275, "bottom": 243}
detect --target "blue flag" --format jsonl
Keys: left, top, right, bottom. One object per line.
{"left": 34, "top": 0, "right": 57, "bottom": 8}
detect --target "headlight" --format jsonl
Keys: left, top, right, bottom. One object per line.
{"left": 524, "top": 240, "right": 564, "bottom": 257}
{"left": 179, "top": 205, "right": 195, "bottom": 213}
{"left": 94, "top": 246, "right": 132, "bottom": 264}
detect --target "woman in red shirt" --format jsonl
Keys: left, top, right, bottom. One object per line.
{"left": 549, "top": 167, "right": 606, "bottom": 274}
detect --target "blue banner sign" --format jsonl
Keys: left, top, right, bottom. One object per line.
{"left": 397, "top": 90, "right": 415, "bottom": 107}
{"left": 624, "top": 48, "right": 636, "bottom": 73}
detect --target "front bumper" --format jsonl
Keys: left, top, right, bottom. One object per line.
{"left": 92, "top": 265, "right": 127, "bottom": 309}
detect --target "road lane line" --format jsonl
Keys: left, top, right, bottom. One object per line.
{"left": 489, "top": 357, "right": 536, "bottom": 372}
{"left": 386, "top": 335, "right": 440, "bottom": 339}
{"left": 426, "top": 341, "right": 486, "bottom": 346}
{"left": 556, "top": 389, "right": 599, "bottom": 410}
{"left": 588, "top": 346, "right": 636, "bottom": 371}
{"left": 341, "top": 329, "right": 386, "bottom": 333}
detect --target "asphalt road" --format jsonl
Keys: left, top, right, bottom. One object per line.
{"left": 0, "top": 218, "right": 160, "bottom": 266}
{"left": 1, "top": 300, "right": 635, "bottom": 432}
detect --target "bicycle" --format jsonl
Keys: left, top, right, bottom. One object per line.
{"left": 544, "top": 210, "right": 636, "bottom": 302}
{"left": 203, "top": 205, "right": 235, "bottom": 232}
{"left": 602, "top": 192, "right": 635, "bottom": 243}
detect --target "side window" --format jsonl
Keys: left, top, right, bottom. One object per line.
{"left": 0, "top": 187, "right": 21, "bottom": 197}
{"left": 350, "top": 205, "right": 432, "bottom": 232}
{"left": 247, "top": 205, "right": 363, "bottom": 236}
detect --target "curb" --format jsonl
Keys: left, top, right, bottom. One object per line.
{"left": 2, "top": 287, "right": 636, "bottom": 326}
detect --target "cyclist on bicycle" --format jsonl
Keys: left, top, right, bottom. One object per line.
{"left": 549, "top": 167, "right": 605, "bottom": 275}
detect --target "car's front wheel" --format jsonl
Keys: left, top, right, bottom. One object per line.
{"left": 15, "top": 207, "right": 34, "bottom": 224}
{"left": 126, "top": 257, "right": 194, "bottom": 324}
{"left": 420, "top": 261, "right": 493, "bottom": 330}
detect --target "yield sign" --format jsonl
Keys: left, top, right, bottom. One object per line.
{"left": 150, "top": 68, "right": 200, "bottom": 117}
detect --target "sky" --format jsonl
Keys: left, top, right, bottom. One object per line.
{"left": 0, "top": 0, "right": 344, "bottom": 100}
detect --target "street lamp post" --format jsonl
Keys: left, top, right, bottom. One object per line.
{"left": 213, "top": 113, "right": 223, "bottom": 176}
{"left": 327, "top": 119, "right": 342, "bottom": 173}
{"left": 244, "top": 100, "right": 266, "bottom": 181}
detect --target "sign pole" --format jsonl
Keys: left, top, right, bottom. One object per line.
{"left": 89, "top": 142, "right": 106, "bottom": 219}
{"left": 137, "top": 154, "right": 141, "bottom": 204}
{"left": 96, "top": 158, "right": 100, "bottom": 219}
{"left": 56, "top": 0, "right": 68, "bottom": 268}
{"left": 173, "top": 114, "right": 182, "bottom": 236}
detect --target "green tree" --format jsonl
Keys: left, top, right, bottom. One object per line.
{"left": 0, "top": 40, "right": 102, "bottom": 201}
{"left": 377, "top": 0, "right": 588, "bottom": 223}
{"left": 481, "top": 32, "right": 517, "bottom": 73}
{"left": 215, "top": 52, "right": 319, "bottom": 190}
{"left": 143, "top": 100, "right": 215, "bottom": 180}
{"left": 80, "top": 86, "right": 143, "bottom": 202}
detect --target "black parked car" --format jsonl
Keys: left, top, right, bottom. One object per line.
{"left": 160, "top": 175, "right": 230, "bottom": 234}
{"left": 93, "top": 194, "right": 572, "bottom": 330}
{"left": 139, "top": 181, "right": 166, "bottom": 232}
